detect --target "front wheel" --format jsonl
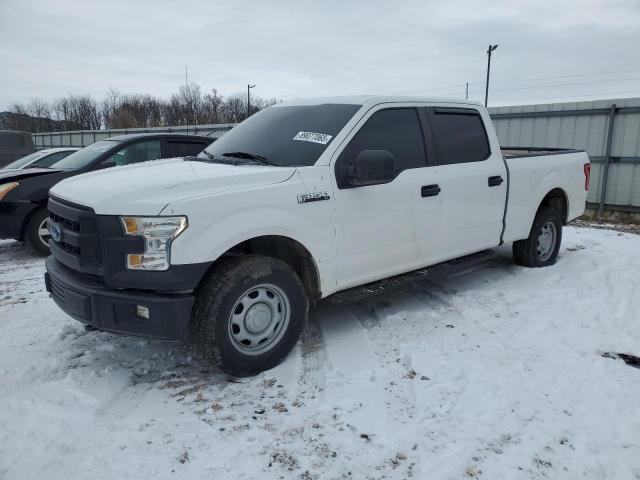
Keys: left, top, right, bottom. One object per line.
{"left": 512, "top": 207, "right": 562, "bottom": 267}
{"left": 190, "top": 255, "right": 308, "bottom": 376}
{"left": 25, "top": 207, "right": 51, "bottom": 255}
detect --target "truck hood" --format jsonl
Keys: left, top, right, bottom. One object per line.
{"left": 50, "top": 157, "right": 296, "bottom": 215}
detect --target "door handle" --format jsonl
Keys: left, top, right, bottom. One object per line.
{"left": 421, "top": 184, "right": 441, "bottom": 197}
{"left": 488, "top": 175, "right": 504, "bottom": 187}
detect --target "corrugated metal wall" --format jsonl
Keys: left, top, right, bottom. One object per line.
{"left": 32, "top": 123, "right": 234, "bottom": 149}
{"left": 489, "top": 97, "right": 640, "bottom": 211}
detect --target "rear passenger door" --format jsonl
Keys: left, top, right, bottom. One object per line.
{"left": 420, "top": 106, "right": 507, "bottom": 262}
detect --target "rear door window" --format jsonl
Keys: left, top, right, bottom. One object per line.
{"left": 166, "top": 140, "right": 208, "bottom": 158}
{"left": 426, "top": 108, "right": 491, "bottom": 165}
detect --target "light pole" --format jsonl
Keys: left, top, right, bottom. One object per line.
{"left": 247, "top": 84, "right": 255, "bottom": 119}
{"left": 484, "top": 44, "right": 498, "bottom": 107}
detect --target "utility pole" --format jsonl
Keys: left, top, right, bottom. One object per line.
{"left": 466, "top": 82, "right": 469, "bottom": 100}
{"left": 485, "top": 45, "right": 498, "bottom": 107}
{"left": 185, "top": 66, "right": 188, "bottom": 86}
{"left": 247, "top": 84, "right": 255, "bottom": 119}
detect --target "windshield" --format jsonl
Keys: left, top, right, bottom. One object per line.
{"left": 53, "top": 141, "right": 119, "bottom": 170}
{"left": 32, "top": 150, "right": 76, "bottom": 168}
{"left": 2, "top": 151, "right": 48, "bottom": 169}
{"left": 200, "top": 104, "right": 361, "bottom": 167}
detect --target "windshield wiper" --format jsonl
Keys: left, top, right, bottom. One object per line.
{"left": 195, "top": 151, "right": 244, "bottom": 165}
{"left": 221, "top": 152, "right": 277, "bottom": 166}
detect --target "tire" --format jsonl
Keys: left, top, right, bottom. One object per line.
{"left": 190, "top": 255, "right": 308, "bottom": 376}
{"left": 512, "top": 206, "right": 562, "bottom": 267}
{"left": 25, "top": 207, "right": 51, "bottom": 255}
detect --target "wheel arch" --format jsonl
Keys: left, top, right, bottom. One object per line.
{"left": 537, "top": 187, "right": 569, "bottom": 224}
{"left": 200, "top": 234, "right": 322, "bottom": 303}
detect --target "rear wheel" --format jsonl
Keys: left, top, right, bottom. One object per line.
{"left": 190, "top": 255, "right": 308, "bottom": 376}
{"left": 25, "top": 207, "right": 51, "bottom": 255}
{"left": 512, "top": 207, "right": 562, "bottom": 267}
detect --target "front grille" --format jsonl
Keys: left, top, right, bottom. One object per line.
{"left": 47, "top": 196, "right": 103, "bottom": 276}
{"left": 49, "top": 211, "right": 80, "bottom": 232}
{"left": 49, "top": 211, "right": 82, "bottom": 255}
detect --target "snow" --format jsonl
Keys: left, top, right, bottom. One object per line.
{"left": 1, "top": 227, "right": 640, "bottom": 479}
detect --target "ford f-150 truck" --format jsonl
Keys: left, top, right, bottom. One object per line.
{"left": 44, "top": 96, "right": 590, "bottom": 376}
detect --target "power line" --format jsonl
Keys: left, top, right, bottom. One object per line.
{"left": 396, "top": 67, "right": 640, "bottom": 96}
{"left": 464, "top": 76, "right": 640, "bottom": 96}
{"left": 475, "top": 67, "right": 640, "bottom": 86}
{"left": 486, "top": 90, "right": 640, "bottom": 103}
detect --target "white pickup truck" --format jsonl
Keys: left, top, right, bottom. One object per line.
{"left": 44, "top": 96, "right": 590, "bottom": 375}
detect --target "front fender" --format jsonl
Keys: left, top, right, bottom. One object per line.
{"left": 165, "top": 182, "right": 337, "bottom": 295}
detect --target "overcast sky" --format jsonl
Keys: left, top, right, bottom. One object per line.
{"left": 1, "top": 0, "right": 639, "bottom": 110}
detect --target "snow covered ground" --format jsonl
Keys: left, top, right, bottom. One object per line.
{"left": 1, "top": 226, "right": 640, "bottom": 480}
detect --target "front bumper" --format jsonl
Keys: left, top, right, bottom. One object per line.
{"left": 45, "top": 256, "right": 193, "bottom": 341}
{"left": 0, "top": 201, "right": 39, "bottom": 239}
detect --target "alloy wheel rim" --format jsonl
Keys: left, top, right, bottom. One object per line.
{"left": 228, "top": 283, "right": 291, "bottom": 355}
{"left": 537, "top": 221, "right": 557, "bottom": 261}
{"left": 38, "top": 218, "right": 51, "bottom": 248}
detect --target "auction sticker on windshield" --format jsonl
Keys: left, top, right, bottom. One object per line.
{"left": 293, "top": 131, "right": 333, "bottom": 145}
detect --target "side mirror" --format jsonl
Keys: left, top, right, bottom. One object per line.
{"left": 338, "top": 149, "right": 396, "bottom": 188}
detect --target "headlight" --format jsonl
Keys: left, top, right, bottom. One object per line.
{"left": 0, "top": 182, "right": 19, "bottom": 201}
{"left": 120, "top": 216, "right": 188, "bottom": 271}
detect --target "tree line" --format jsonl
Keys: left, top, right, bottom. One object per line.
{"left": 4, "top": 84, "right": 277, "bottom": 133}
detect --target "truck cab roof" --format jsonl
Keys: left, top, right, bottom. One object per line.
{"left": 275, "top": 95, "right": 484, "bottom": 108}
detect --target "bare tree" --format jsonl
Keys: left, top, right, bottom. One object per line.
{"left": 201, "top": 89, "right": 223, "bottom": 124}
{"left": 7, "top": 84, "right": 277, "bottom": 132}
{"left": 220, "top": 92, "right": 247, "bottom": 123}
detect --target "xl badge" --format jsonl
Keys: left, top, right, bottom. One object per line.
{"left": 49, "top": 221, "right": 63, "bottom": 243}
{"left": 297, "top": 192, "right": 330, "bottom": 204}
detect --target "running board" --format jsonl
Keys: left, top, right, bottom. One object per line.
{"left": 326, "top": 250, "right": 498, "bottom": 305}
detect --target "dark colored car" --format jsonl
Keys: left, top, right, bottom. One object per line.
{"left": 0, "top": 133, "right": 213, "bottom": 254}
{"left": 0, "top": 131, "right": 35, "bottom": 167}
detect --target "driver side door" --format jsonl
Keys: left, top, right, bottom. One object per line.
{"left": 332, "top": 106, "right": 432, "bottom": 290}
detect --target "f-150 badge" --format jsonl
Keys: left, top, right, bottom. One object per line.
{"left": 297, "top": 192, "right": 330, "bottom": 204}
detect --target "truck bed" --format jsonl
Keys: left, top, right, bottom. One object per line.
{"left": 501, "top": 147, "right": 590, "bottom": 244}
{"left": 501, "top": 146, "right": 583, "bottom": 159}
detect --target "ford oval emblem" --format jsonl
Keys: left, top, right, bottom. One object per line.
{"left": 49, "top": 221, "right": 63, "bottom": 243}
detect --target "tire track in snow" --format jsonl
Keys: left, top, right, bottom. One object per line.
{"left": 297, "top": 310, "right": 327, "bottom": 404}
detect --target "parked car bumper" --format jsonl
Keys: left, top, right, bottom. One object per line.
{"left": 44, "top": 256, "right": 193, "bottom": 341}
{"left": 0, "top": 201, "right": 39, "bottom": 239}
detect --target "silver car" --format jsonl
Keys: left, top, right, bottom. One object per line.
{"left": 2, "top": 147, "right": 80, "bottom": 170}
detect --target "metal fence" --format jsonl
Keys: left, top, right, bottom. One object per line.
{"left": 31, "top": 97, "right": 640, "bottom": 213}
{"left": 32, "top": 123, "right": 235, "bottom": 149}
{"left": 489, "top": 97, "right": 640, "bottom": 213}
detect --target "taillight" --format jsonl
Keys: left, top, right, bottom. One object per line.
{"left": 584, "top": 163, "right": 591, "bottom": 191}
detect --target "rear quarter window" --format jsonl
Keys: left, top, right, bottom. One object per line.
{"left": 427, "top": 108, "right": 491, "bottom": 165}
